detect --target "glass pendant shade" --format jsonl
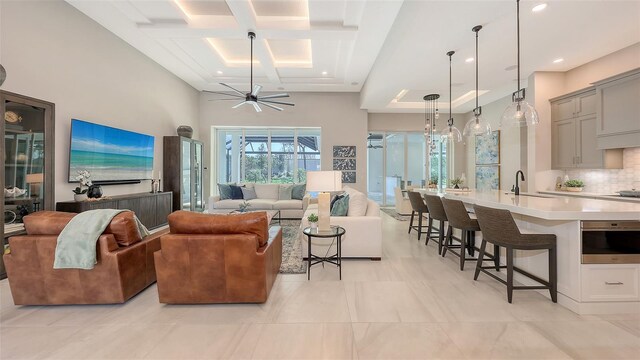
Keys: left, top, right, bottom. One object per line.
{"left": 499, "top": 99, "right": 539, "bottom": 128}
{"left": 440, "top": 125, "right": 462, "bottom": 143}
{"left": 463, "top": 115, "right": 492, "bottom": 136}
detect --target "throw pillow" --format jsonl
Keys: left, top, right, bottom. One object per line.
{"left": 291, "top": 183, "right": 306, "bottom": 200}
{"left": 279, "top": 184, "right": 293, "bottom": 200}
{"left": 241, "top": 187, "right": 257, "bottom": 200}
{"left": 218, "top": 183, "right": 234, "bottom": 200}
{"left": 330, "top": 194, "right": 349, "bottom": 216}
{"left": 343, "top": 187, "right": 368, "bottom": 216}
{"left": 229, "top": 185, "right": 244, "bottom": 200}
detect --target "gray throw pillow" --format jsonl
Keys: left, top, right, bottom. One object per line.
{"left": 291, "top": 183, "right": 306, "bottom": 200}
{"left": 218, "top": 183, "right": 234, "bottom": 200}
{"left": 241, "top": 187, "right": 257, "bottom": 200}
{"left": 279, "top": 184, "right": 293, "bottom": 200}
{"left": 330, "top": 194, "right": 349, "bottom": 216}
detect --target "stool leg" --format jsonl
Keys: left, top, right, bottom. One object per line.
{"left": 468, "top": 231, "right": 475, "bottom": 257}
{"left": 408, "top": 211, "right": 415, "bottom": 234}
{"left": 549, "top": 246, "right": 558, "bottom": 303}
{"left": 438, "top": 221, "right": 444, "bottom": 255}
{"left": 493, "top": 245, "right": 500, "bottom": 271}
{"left": 425, "top": 217, "right": 433, "bottom": 246}
{"left": 460, "top": 230, "right": 466, "bottom": 271}
{"left": 507, "top": 247, "right": 514, "bottom": 303}
{"left": 417, "top": 211, "right": 423, "bottom": 241}
{"left": 442, "top": 225, "right": 452, "bottom": 257}
{"left": 474, "top": 239, "right": 487, "bottom": 281}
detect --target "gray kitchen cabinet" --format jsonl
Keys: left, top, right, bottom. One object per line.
{"left": 594, "top": 68, "right": 640, "bottom": 149}
{"left": 551, "top": 87, "right": 622, "bottom": 170}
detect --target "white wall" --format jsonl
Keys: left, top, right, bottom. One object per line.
{"left": 0, "top": 0, "right": 200, "bottom": 203}
{"left": 200, "top": 92, "right": 368, "bottom": 196}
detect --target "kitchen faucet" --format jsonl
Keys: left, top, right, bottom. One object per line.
{"left": 514, "top": 170, "right": 525, "bottom": 195}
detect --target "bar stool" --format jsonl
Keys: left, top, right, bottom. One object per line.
{"left": 441, "top": 198, "right": 499, "bottom": 271}
{"left": 422, "top": 194, "right": 449, "bottom": 254}
{"left": 473, "top": 204, "right": 557, "bottom": 303}
{"left": 407, "top": 191, "right": 431, "bottom": 241}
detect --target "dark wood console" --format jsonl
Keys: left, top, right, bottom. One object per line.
{"left": 56, "top": 192, "right": 172, "bottom": 230}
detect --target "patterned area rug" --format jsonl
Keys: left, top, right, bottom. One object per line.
{"left": 278, "top": 220, "right": 307, "bottom": 274}
{"left": 381, "top": 207, "right": 411, "bottom": 221}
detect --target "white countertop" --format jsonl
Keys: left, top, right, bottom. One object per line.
{"left": 538, "top": 190, "right": 640, "bottom": 203}
{"left": 414, "top": 189, "right": 640, "bottom": 221}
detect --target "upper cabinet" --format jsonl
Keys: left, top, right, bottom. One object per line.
{"left": 594, "top": 68, "right": 640, "bottom": 149}
{"left": 550, "top": 87, "right": 623, "bottom": 170}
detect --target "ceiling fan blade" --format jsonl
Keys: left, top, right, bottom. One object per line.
{"left": 208, "top": 98, "right": 244, "bottom": 101}
{"left": 220, "top": 83, "right": 246, "bottom": 97}
{"left": 258, "top": 101, "right": 283, "bottom": 111}
{"left": 259, "top": 99, "right": 295, "bottom": 107}
{"left": 251, "top": 84, "right": 263, "bottom": 97}
{"left": 259, "top": 93, "right": 290, "bottom": 100}
{"left": 202, "top": 90, "right": 244, "bottom": 98}
{"left": 251, "top": 102, "right": 262, "bottom": 112}
{"left": 232, "top": 101, "right": 247, "bottom": 109}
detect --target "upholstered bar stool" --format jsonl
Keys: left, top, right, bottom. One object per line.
{"left": 441, "top": 198, "right": 499, "bottom": 271}
{"left": 473, "top": 204, "right": 557, "bottom": 303}
{"left": 422, "top": 194, "right": 449, "bottom": 254}
{"left": 407, "top": 191, "right": 432, "bottom": 241}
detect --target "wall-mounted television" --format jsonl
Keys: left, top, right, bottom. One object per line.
{"left": 68, "top": 119, "right": 154, "bottom": 184}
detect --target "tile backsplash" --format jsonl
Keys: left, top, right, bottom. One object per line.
{"left": 563, "top": 147, "right": 640, "bottom": 194}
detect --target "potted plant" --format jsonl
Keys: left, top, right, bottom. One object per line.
{"left": 451, "top": 177, "right": 463, "bottom": 189}
{"left": 564, "top": 179, "right": 585, "bottom": 192}
{"left": 238, "top": 200, "right": 251, "bottom": 212}
{"left": 72, "top": 170, "right": 92, "bottom": 201}
{"left": 428, "top": 176, "right": 438, "bottom": 189}
{"left": 307, "top": 213, "right": 319, "bottom": 230}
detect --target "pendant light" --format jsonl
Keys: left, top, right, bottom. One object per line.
{"left": 441, "top": 51, "right": 462, "bottom": 143}
{"left": 500, "top": 0, "right": 539, "bottom": 127}
{"left": 463, "top": 25, "right": 492, "bottom": 137}
{"left": 423, "top": 93, "right": 440, "bottom": 151}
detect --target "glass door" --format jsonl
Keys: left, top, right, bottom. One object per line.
{"left": 193, "top": 142, "right": 204, "bottom": 212}
{"left": 384, "top": 133, "right": 405, "bottom": 206}
{"left": 181, "top": 139, "right": 191, "bottom": 210}
{"left": 367, "top": 133, "right": 384, "bottom": 204}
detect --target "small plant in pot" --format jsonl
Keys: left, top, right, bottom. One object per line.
{"left": 72, "top": 170, "right": 92, "bottom": 201}
{"left": 451, "top": 177, "right": 464, "bottom": 189}
{"left": 564, "top": 179, "right": 585, "bottom": 192}
{"left": 307, "top": 213, "right": 319, "bottom": 230}
{"left": 428, "top": 176, "right": 438, "bottom": 189}
{"left": 238, "top": 200, "right": 251, "bottom": 212}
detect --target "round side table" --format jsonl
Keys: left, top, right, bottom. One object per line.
{"left": 303, "top": 226, "right": 345, "bottom": 280}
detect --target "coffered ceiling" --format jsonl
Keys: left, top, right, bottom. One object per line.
{"left": 66, "top": 0, "right": 404, "bottom": 93}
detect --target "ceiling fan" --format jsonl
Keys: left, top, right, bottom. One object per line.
{"left": 367, "top": 133, "right": 383, "bottom": 149}
{"left": 204, "top": 31, "right": 294, "bottom": 112}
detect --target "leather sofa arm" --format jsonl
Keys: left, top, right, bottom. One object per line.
{"left": 98, "top": 234, "right": 120, "bottom": 253}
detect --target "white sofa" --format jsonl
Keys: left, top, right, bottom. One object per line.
{"left": 300, "top": 189, "right": 382, "bottom": 260}
{"left": 209, "top": 183, "right": 310, "bottom": 219}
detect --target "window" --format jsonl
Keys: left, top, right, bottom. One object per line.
{"left": 213, "top": 127, "right": 321, "bottom": 188}
{"left": 429, "top": 135, "right": 447, "bottom": 190}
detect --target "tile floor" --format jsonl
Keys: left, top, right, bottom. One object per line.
{"left": 1, "top": 213, "right": 639, "bottom": 359}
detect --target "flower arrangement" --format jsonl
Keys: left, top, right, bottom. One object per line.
{"left": 428, "top": 176, "right": 438, "bottom": 188}
{"left": 238, "top": 200, "right": 251, "bottom": 212}
{"left": 564, "top": 179, "right": 584, "bottom": 192}
{"left": 451, "top": 177, "right": 464, "bottom": 189}
{"left": 73, "top": 170, "right": 92, "bottom": 195}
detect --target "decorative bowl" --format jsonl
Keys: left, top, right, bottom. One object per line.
{"left": 566, "top": 187, "right": 583, "bottom": 192}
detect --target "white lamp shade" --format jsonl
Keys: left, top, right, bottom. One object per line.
{"left": 307, "top": 171, "right": 342, "bottom": 192}
{"left": 25, "top": 173, "right": 43, "bottom": 184}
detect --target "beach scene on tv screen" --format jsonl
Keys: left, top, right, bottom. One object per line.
{"left": 69, "top": 119, "right": 154, "bottom": 182}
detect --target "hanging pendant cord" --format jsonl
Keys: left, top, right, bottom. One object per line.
{"left": 475, "top": 29, "right": 479, "bottom": 111}
{"left": 516, "top": 0, "right": 521, "bottom": 95}
{"left": 448, "top": 52, "right": 453, "bottom": 127}
{"left": 250, "top": 33, "right": 254, "bottom": 92}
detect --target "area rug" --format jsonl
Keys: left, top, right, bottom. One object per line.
{"left": 278, "top": 219, "right": 307, "bottom": 274}
{"left": 381, "top": 207, "right": 411, "bottom": 221}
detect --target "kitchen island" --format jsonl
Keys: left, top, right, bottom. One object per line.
{"left": 415, "top": 189, "right": 640, "bottom": 315}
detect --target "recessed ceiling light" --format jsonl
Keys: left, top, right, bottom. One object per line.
{"left": 278, "top": 87, "right": 285, "bottom": 90}
{"left": 553, "top": 58, "right": 564, "bottom": 63}
{"left": 322, "top": 71, "right": 328, "bottom": 76}
{"left": 532, "top": 3, "right": 547, "bottom": 12}
{"left": 216, "top": 70, "right": 223, "bottom": 75}
{"left": 465, "top": 57, "right": 474, "bottom": 63}
{"left": 351, "top": 82, "right": 359, "bottom": 86}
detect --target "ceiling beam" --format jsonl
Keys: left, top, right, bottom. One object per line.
{"left": 137, "top": 24, "right": 358, "bottom": 41}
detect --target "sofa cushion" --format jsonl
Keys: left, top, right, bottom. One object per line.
{"left": 291, "top": 183, "right": 306, "bottom": 200}
{"left": 273, "top": 200, "right": 302, "bottom": 210}
{"left": 344, "top": 187, "right": 368, "bottom": 217}
{"left": 241, "top": 187, "right": 257, "bottom": 200}
{"left": 279, "top": 184, "right": 293, "bottom": 200}
{"left": 104, "top": 211, "right": 143, "bottom": 246}
{"left": 247, "top": 199, "right": 275, "bottom": 209}
{"left": 218, "top": 183, "right": 234, "bottom": 200}
{"left": 23, "top": 211, "right": 75, "bottom": 235}
{"left": 168, "top": 211, "right": 269, "bottom": 247}
{"left": 330, "top": 194, "right": 349, "bottom": 216}
{"left": 213, "top": 199, "right": 243, "bottom": 209}
{"left": 229, "top": 185, "right": 244, "bottom": 200}
{"left": 254, "top": 183, "right": 279, "bottom": 200}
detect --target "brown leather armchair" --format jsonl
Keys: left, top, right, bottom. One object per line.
{"left": 3, "top": 211, "right": 166, "bottom": 305}
{"left": 154, "top": 211, "right": 282, "bottom": 304}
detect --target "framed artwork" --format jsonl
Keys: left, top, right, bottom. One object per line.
{"left": 341, "top": 171, "right": 356, "bottom": 183}
{"left": 475, "top": 130, "right": 500, "bottom": 165}
{"left": 333, "top": 158, "right": 356, "bottom": 171}
{"left": 333, "top": 146, "right": 356, "bottom": 158}
{"left": 475, "top": 165, "right": 500, "bottom": 191}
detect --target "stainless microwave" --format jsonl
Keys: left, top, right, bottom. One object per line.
{"left": 581, "top": 221, "right": 640, "bottom": 264}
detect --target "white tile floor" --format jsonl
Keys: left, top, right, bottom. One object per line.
{"left": 1, "top": 213, "right": 639, "bottom": 359}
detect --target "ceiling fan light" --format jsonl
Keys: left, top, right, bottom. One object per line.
{"left": 463, "top": 115, "right": 492, "bottom": 136}
{"left": 500, "top": 99, "right": 539, "bottom": 128}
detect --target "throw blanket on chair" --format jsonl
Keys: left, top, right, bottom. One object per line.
{"left": 54, "top": 209, "right": 150, "bottom": 270}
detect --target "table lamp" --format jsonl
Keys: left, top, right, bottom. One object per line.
{"left": 307, "top": 171, "right": 342, "bottom": 231}
{"left": 26, "top": 173, "right": 43, "bottom": 197}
